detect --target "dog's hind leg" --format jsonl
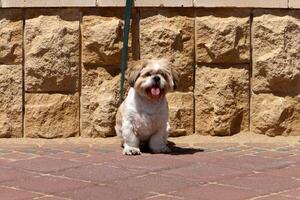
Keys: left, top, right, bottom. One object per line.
{"left": 149, "top": 129, "right": 170, "bottom": 154}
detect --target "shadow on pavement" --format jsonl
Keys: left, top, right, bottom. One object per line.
{"left": 169, "top": 146, "right": 204, "bottom": 155}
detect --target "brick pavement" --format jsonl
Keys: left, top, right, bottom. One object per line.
{"left": 0, "top": 135, "right": 300, "bottom": 200}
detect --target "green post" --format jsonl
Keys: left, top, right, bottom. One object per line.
{"left": 120, "top": 0, "right": 133, "bottom": 100}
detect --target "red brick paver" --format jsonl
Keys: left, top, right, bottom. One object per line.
{"left": 0, "top": 186, "right": 41, "bottom": 200}
{"left": 0, "top": 136, "right": 299, "bottom": 200}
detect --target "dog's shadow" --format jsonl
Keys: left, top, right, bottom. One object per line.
{"left": 168, "top": 141, "right": 204, "bottom": 155}
{"left": 140, "top": 141, "right": 204, "bottom": 155}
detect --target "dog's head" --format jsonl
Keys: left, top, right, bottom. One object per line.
{"left": 127, "top": 59, "right": 179, "bottom": 101}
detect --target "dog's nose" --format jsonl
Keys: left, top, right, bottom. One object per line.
{"left": 153, "top": 76, "right": 160, "bottom": 83}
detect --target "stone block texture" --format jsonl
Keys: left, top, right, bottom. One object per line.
{"left": 81, "top": 9, "right": 134, "bottom": 137}
{"left": 24, "top": 93, "right": 79, "bottom": 138}
{"left": 195, "top": 65, "right": 249, "bottom": 136}
{"left": 81, "top": 66, "right": 124, "bottom": 137}
{"left": 82, "top": 10, "right": 123, "bottom": 66}
{"left": 0, "top": 65, "right": 22, "bottom": 138}
{"left": 0, "top": 9, "right": 23, "bottom": 65}
{"left": 251, "top": 9, "right": 300, "bottom": 136}
{"left": 167, "top": 92, "right": 194, "bottom": 137}
{"left": 24, "top": 9, "right": 80, "bottom": 93}
{"left": 195, "top": 9, "right": 250, "bottom": 64}
{"left": 0, "top": 7, "right": 299, "bottom": 138}
{"left": 140, "top": 8, "right": 194, "bottom": 92}
{"left": 82, "top": 9, "right": 136, "bottom": 67}
{"left": 252, "top": 10, "right": 300, "bottom": 95}
{"left": 251, "top": 94, "right": 300, "bottom": 136}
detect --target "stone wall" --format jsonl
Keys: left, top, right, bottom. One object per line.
{"left": 0, "top": 7, "right": 299, "bottom": 138}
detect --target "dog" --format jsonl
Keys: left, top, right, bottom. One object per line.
{"left": 115, "top": 58, "right": 179, "bottom": 155}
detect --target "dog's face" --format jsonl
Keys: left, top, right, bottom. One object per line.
{"left": 128, "top": 59, "right": 179, "bottom": 101}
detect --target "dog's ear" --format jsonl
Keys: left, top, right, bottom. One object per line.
{"left": 171, "top": 68, "right": 179, "bottom": 90}
{"left": 127, "top": 60, "right": 147, "bottom": 87}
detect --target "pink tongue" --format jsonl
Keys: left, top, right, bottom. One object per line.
{"left": 151, "top": 87, "right": 160, "bottom": 96}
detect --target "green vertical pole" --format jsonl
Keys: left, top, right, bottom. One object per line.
{"left": 120, "top": 0, "right": 133, "bottom": 100}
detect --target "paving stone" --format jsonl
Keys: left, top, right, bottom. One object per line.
{"left": 6, "top": 157, "right": 85, "bottom": 173}
{"left": 34, "top": 196, "right": 68, "bottom": 200}
{"left": 113, "top": 173, "right": 198, "bottom": 198}
{"left": 0, "top": 152, "right": 36, "bottom": 160}
{"left": 146, "top": 195, "right": 183, "bottom": 200}
{"left": 172, "top": 152, "right": 226, "bottom": 164}
{"left": 193, "top": 143, "right": 240, "bottom": 150}
{"left": 59, "top": 185, "right": 137, "bottom": 200}
{"left": 172, "top": 184, "right": 257, "bottom": 200}
{"left": 253, "top": 151, "right": 294, "bottom": 159}
{"left": 276, "top": 147, "right": 300, "bottom": 152}
{"left": 47, "top": 152, "right": 88, "bottom": 160}
{"left": 217, "top": 173, "right": 300, "bottom": 194}
{"left": 0, "top": 186, "right": 41, "bottom": 200}
{"left": 279, "top": 188, "right": 300, "bottom": 199}
{"left": 0, "top": 149, "right": 12, "bottom": 154}
{"left": 254, "top": 195, "right": 296, "bottom": 200}
{"left": 281, "top": 155, "right": 300, "bottom": 165}
{"left": 211, "top": 155, "right": 292, "bottom": 171}
{"left": 244, "top": 142, "right": 290, "bottom": 149}
{"left": 71, "top": 152, "right": 124, "bottom": 164}
{"left": 0, "top": 167, "right": 35, "bottom": 183}
{"left": 109, "top": 154, "right": 194, "bottom": 171}
{"left": 3, "top": 175, "right": 92, "bottom": 195}
{"left": 163, "top": 163, "right": 249, "bottom": 183}
{"left": 53, "top": 164, "right": 144, "bottom": 183}
{"left": 0, "top": 158, "right": 10, "bottom": 165}
{"left": 0, "top": 137, "right": 299, "bottom": 200}
{"left": 266, "top": 165, "right": 300, "bottom": 179}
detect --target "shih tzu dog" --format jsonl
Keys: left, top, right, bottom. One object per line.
{"left": 115, "top": 58, "right": 179, "bottom": 155}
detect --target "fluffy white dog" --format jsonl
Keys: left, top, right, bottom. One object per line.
{"left": 115, "top": 59, "right": 179, "bottom": 155}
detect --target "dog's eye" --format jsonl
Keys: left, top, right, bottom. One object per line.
{"left": 145, "top": 72, "right": 151, "bottom": 77}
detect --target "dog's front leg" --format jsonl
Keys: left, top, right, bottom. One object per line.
{"left": 122, "top": 124, "right": 141, "bottom": 155}
{"left": 149, "top": 130, "right": 170, "bottom": 153}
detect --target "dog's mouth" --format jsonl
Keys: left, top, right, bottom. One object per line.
{"left": 146, "top": 85, "right": 164, "bottom": 99}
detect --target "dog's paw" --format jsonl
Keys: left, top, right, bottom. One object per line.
{"left": 123, "top": 146, "right": 141, "bottom": 156}
{"left": 151, "top": 145, "right": 171, "bottom": 154}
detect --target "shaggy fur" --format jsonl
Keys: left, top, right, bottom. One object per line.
{"left": 115, "top": 59, "right": 179, "bottom": 155}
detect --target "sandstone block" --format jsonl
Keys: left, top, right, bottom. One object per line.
{"left": 0, "top": 65, "right": 22, "bottom": 138}
{"left": 140, "top": 9, "right": 194, "bottom": 92}
{"left": 0, "top": 9, "right": 23, "bottom": 64}
{"left": 82, "top": 9, "right": 136, "bottom": 67}
{"left": 81, "top": 67, "right": 124, "bottom": 137}
{"left": 24, "top": 93, "right": 79, "bottom": 138}
{"left": 252, "top": 10, "right": 300, "bottom": 95}
{"left": 195, "top": 65, "right": 249, "bottom": 136}
{"left": 195, "top": 9, "right": 250, "bottom": 64}
{"left": 24, "top": 9, "right": 79, "bottom": 92}
{"left": 251, "top": 94, "right": 300, "bottom": 136}
{"left": 167, "top": 92, "right": 194, "bottom": 137}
